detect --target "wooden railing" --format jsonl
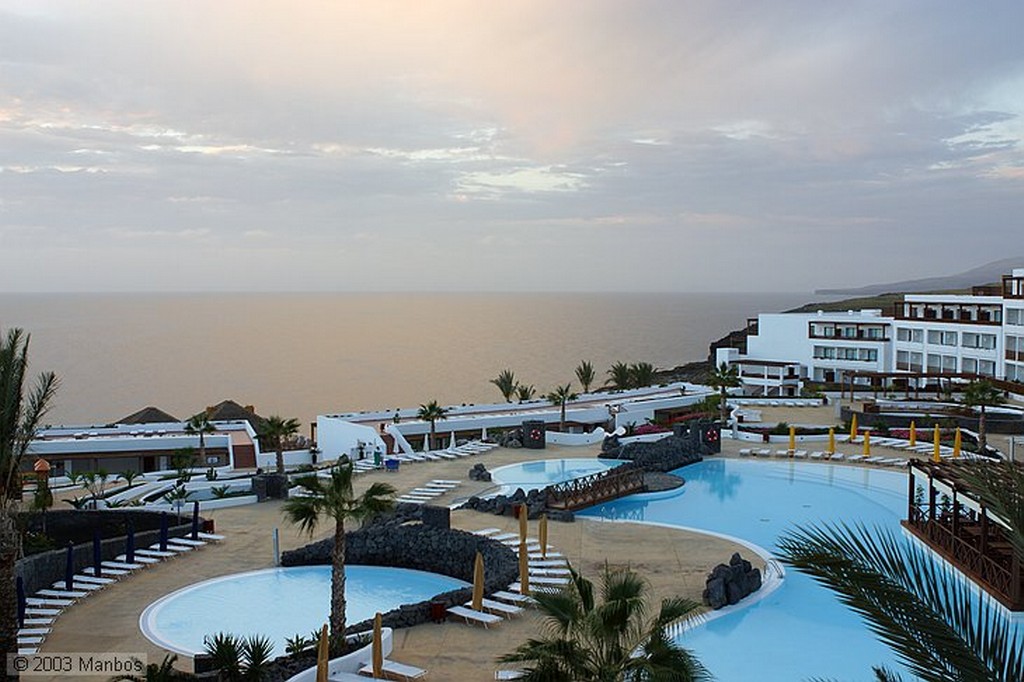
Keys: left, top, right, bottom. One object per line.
{"left": 546, "top": 465, "right": 646, "bottom": 511}
{"left": 904, "top": 505, "right": 1022, "bottom": 610}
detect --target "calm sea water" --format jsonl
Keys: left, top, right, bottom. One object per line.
{"left": 0, "top": 292, "right": 811, "bottom": 429}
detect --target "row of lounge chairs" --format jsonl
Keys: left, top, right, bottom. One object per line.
{"left": 737, "top": 448, "right": 909, "bottom": 467}
{"left": 395, "top": 480, "right": 461, "bottom": 505}
{"left": 17, "top": 530, "right": 224, "bottom": 655}
{"left": 351, "top": 440, "right": 499, "bottom": 474}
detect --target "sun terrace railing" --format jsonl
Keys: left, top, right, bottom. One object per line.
{"left": 546, "top": 464, "right": 646, "bottom": 511}
{"left": 904, "top": 503, "right": 1023, "bottom": 610}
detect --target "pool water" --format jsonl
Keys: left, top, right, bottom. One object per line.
{"left": 140, "top": 565, "right": 469, "bottom": 657}
{"left": 490, "top": 458, "right": 619, "bottom": 494}
{"left": 493, "top": 457, "right": 932, "bottom": 680}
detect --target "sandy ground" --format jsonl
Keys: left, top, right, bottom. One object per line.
{"left": 31, "top": 400, "right": 1009, "bottom": 680}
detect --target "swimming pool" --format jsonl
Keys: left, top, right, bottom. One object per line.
{"left": 496, "top": 457, "right": 913, "bottom": 680}
{"left": 140, "top": 565, "right": 469, "bottom": 658}
{"left": 490, "top": 458, "right": 619, "bottom": 494}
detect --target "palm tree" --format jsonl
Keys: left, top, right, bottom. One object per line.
{"left": 500, "top": 565, "right": 711, "bottom": 681}
{"left": 185, "top": 412, "right": 216, "bottom": 467}
{"left": 491, "top": 369, "right": 519, "bottom": 403}
{"left": 416, "top": 400, "right": 449, "bottom": 451}
{"left": 961, "top": 379, "right": 1006, "bottom": 452}
{"left": 0, "top": 327, "right": 59, "bottom": 656}
{"left": 575, "top": 361, "right": 596, "bottom": 394}
{"left": 282, "top": 463, "right": 394, "bottom": 650}
{"left": 630, "top": 361, "right": 656, "bottom": 388}
{"left": 516, "top": 384, "right": 536, "bottom": 403}
{"left": 545, "top": 384, "right": 578, "bottom": 432}
{"left": 606, "top": 362, "right": 633, "bottom": 391}
{"left": 778, "top": 518, "right": 1024, "bottom": 682}
{"left": 259, "top": 415, "right": 301, "bottom": 475}
{"left": 707, "top": 362, "right": 740, "bottom": 425}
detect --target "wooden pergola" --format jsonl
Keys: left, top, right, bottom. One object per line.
{"left": 840, "top": 371, "right": 982, "bottom": 400}
{"left": 903, "top": 460, "right": 1023, "bottom": 610}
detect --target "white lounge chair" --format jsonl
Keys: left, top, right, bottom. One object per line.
{"left": 471, "top": 528, "right": 502, "bottom": 537}
{"left": 359, "top": 659, "right": 428, "bottom": 680}
{"left": 470, "top": 598, "right": 524, "bottom": 618}
{"left": 491, "top": 590, "right": 536, "bottom": 606}
{"left": 447, "top": 605, "right": 503, "bottom": 628}
{"left": 495, "top": 670, "right": 524, "bottom": 680}
{"left": 36, "top": 588, "right": 87, "bottom": 599}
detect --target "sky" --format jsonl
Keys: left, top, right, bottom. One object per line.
{"left": 1, "top": 1, "right": 1022, "bottom": 293}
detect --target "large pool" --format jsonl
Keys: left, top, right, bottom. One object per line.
{"left": 495, "top": 457, "right": 928, "bottom": 680}
{"left": 140, "top": 565, "right": 469, "bottom": 657}
{"left": 490, "top": 458, "right": 619, "bottom": 494}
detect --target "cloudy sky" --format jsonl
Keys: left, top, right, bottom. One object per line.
{"left": 1, "top": 1, "right": 1022, "bottom": 293}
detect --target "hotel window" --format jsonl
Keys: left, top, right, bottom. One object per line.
{"left": 1008, "top": 362, "right": 1023, "bottom": 382}
{"left": 962, "top": 332, "right": 997, "bottom": 349}
{"left": 858, "top": 348, "right": 878, "bottom": 362}
{"left": 897, "top": 328, "right": 911, "bottom": 342}
{"left": 912, "top": 329, "right": 923, "bottom": 343}
{"left": 1007, "top": 308, "right": 1023, "bottom": 326}
{"left": 897, "top": 350, "right": 910, "bottom": 369}
{"left": 927, "top": 354, "right": 941, "bottom": 371}
{"left": 911, "top": 352, "right": 923, "bottom": 371}
{"left": 943, "top": 331, "right": 957, "bottom": 346}
{"left": 927, "top": 330, "right": 941, "bottom": 344}
{"left": 942, "top": 355, "right": 957, "bottom": 372}
{"left": 979, "top": 360, "right": 996, "bottom": 377}
{"left": 962, "top": 357, "right": 977, "bottom": 373}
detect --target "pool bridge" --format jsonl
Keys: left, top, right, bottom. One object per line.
{"left": 546, "top": 464, "right": 646, "bottom": 511}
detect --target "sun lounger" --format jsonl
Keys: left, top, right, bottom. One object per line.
{"left": 472, "top": 528, "right": 502, "bottom": 537}
{"left": 51, "top": 580, "right": 102, "bottom": 592}
{"left": 470, "top": 598, "right": 524, "bottom": 618}
{"left": 396, "top": 497, "right": 426, "bottom": 505}
{"left": 491, "top": 590, "right": 536, "bottom": 606}
{"left": 527, "top": 575, "right": 570, "bottom": 585}
{"left": 80, "top": 566, "right": 130, "bottom": 577}
{"left": 359, "top": 659, "right": 427, "bottom": 681}
{"left": 529, "top": 559, "right": 568, "bottom": 567}
{"left": 528, "top": 551, "right": 564, "bottom": 560}
{"left": 529, "top": 567, "right": 570, "bottom": 576}
{"left": 810, "top": 451, "right": 824, "bottom": 459}
{"left": 408, "top": 488, "right": 443, "bottom": 496}
{"left": 447, "top": 605, "right": 503, "bottom": 628}
{"left": 36, "top": 588, "right": 87, "bottom": 599}
{"left": 137, "top": 548, "right": 178, "bottom": 559}
{"left": 117, "top": 553, "right": 160, "bottom": 564}
{"left": 774, "top": 450, "right": 789, "bottom": 458}
{"left": 103, "top": 559, "right": 145, "bottom": 570}
{"left": 26, "top": 597, "right": 73, "bottom": 608}
{"left": 18, "top": 627, "right": 51, "bottom": 637}
{"left": 70, "top": 574, "right": 115, "bottom": 585}
{"left": 793, "top": 450, "right": 808, "bottom": 458}
{"left": 432, "top": 479, "right": 461, "bottom": 484}
{"left": 489, "top": 532, "right": 518, "bottom": 543}
{"left": 424, "top": 482, "right": 459, "bottom": 489}
{"left": 509, "top": 582, "right": 560, "bottom": 595}
{"left": 25, "top": 607, "right": 61, "bottom": 618}
{"left": 846, "top": 455, "right": 865, "bottom": 463}
{"left": 829, "top": 453, "right": 845, "bottom": 461}
{"left": 739, "top": 448, "right": 752, "bottom": 456}
{"left": 495, "top": 670, "right": 524, "bottom": 680}
{"left": 23, "top": 618, "right": 54, "bottom": 627}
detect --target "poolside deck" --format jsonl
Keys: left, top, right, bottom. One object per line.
{"left": 34, "top": 443, "right": 755, "bottom": 682}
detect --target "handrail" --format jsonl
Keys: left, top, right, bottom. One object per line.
{"left": 546, "top": 465, "right": 646, "bottom": 511}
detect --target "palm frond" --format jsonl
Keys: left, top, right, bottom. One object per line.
{"left": 778, "top": 522, "right": 1024, "bottom": 682}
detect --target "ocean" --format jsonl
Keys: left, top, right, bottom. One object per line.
{"left": 0, "top": 292, "right": 813, "bottom": 431}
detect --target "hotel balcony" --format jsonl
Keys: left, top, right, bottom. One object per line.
{"left": 1004, "top": 274, "right": 1024, "bottom": 300}
{"left": 894, "top": 302, "right": 1003, "bottom": 325}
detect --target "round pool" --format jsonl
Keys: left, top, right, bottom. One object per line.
{"left": 140, "top": 565, "right": 469, "bottom": 657}
{"left": 490, "top": 457, "right": 620, "bottom": 493}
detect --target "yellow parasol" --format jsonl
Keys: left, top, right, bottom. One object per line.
{"left": 788, "top": 425, "right": 796, "bottom": 453}
{"left": 539, "top": 514, "right": 548, "bottom": 559}
{"left": 954, "top": 428, "right": 962, "bottom": 458}
{"left": 909, "top": 421, "right": 917, "bottom": 447}
{"left": 315, "top": 624, "right": 329, "bottom": 682}
{"left": 850, "top": 413, "right": 858, "bottom": 441}
{"left": 518, "top": 504, "right": 528, "bottom": 544}
{"left": 933, "top": 424, "right": 941, "bottom": 463}
{"left": 518, "top": 537, "right": 530, "bottom": 596}
{"left": 372, "top": 613, "right": 383, "bottom": 679}
{"left": 827, "top": 427, "right": 835, "bottom": 455}
{"left": 863, "top": 430, "right": 871, "bottom": 457}
{"left": 471, "top": 551, "right": 484, "bottom": 611}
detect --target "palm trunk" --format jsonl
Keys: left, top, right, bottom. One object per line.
{"left": 0, "top": 509, "right": 20, "bottom": 662}
{"left": 720, "top": 387, "right": 728, "bottom": 425}
{"left": 560, "top": 402, "right": 566, "bottom": 432}
{"left": 330, "top": 519, "right": 347, "bottom": 651}
{"left": 275, "top": 445, "right": 285, "bottom": 475}
{"left": 978, "top": 407, "right": 987, "bottom": 452}
{"left": 198, "top": 432, "right": 205, "bottom": 466}
{"left": 429, "top": 422, "right": 436, "bottom": 451}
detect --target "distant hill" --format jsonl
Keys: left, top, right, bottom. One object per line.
{"left": 815, "top": 257, "right": 1024, "bottom": 296}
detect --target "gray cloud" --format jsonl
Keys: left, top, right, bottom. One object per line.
{"left": 1, "top": 1, "right": 1022, "bottom": 292}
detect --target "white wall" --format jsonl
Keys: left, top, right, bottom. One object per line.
{"left": 316, "top": 417, "right": 388, "bottom": 462}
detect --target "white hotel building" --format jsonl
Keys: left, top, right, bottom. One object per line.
{"left": 718, "top": 268, "right": 1024, "bottom": 396}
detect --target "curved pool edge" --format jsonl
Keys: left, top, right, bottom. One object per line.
{"left": 579, "top": 516, "right": 785, "bottom": 634}
{"left": 139, "top": 565, "right": 471, "bottom": 657}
